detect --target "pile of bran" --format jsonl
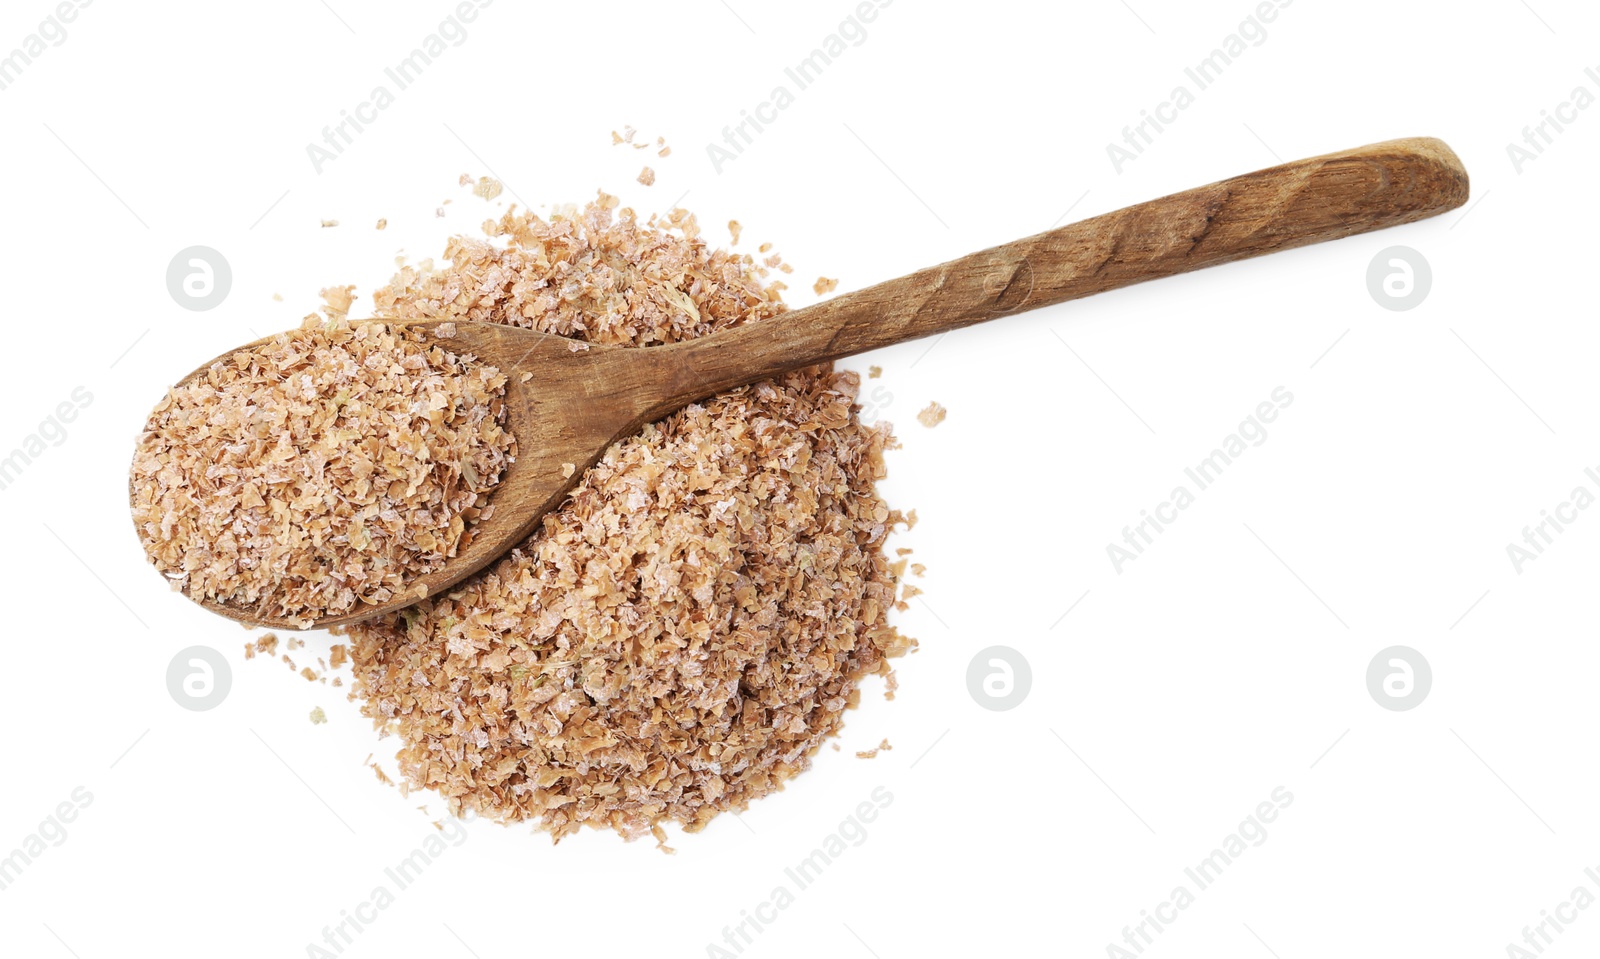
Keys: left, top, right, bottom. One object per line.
{"left": 338, "top": 194, "right": 914, "bottom": 841}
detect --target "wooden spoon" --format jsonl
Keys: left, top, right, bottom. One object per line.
{"left": 160, "top": 137, "right": 1468, "bottom": 629}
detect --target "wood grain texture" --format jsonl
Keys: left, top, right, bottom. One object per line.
{"left": 151, "top": 137, "right": 1468, "bottom": 628}
{"left": 644, "top": 137, "right": 1469, "bottom": 408}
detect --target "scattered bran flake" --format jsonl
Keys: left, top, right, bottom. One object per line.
{"left": 868, "top": 365, "right": 882, "bottom": 379}
{"left": 321, "top": 219, "right": 339, "bottom": 228}
{"left": 310, "top": 707, "right": 328, "bottom": 725}
{"left": 659, "top": 146, "right": 672, "bottom": 158}
{"left": 901, "top": 584, "right": 922, "bottom": 600}
{"left": 911, "top": 563, "right": 926, "bottom": 577}
{"left": 254, "top": 634, "right": 279, "bottom": 656}
{"left": 665, "top": 206, "right": 701, "bottom": 239}
{"left": 436, "top": 208, "right": 446, "bottom": 218}
{"left": 336, "top": 193, "right": 915, "bottom": 842}
{"left": 329, "top": 645, "right": 347, "bottom": 668}
{"left": 287, "top": 637, "right": 305, "bottom": 651}
{"left": 243, "top": 643, "right": 255, "bottom": 660}
{"left": 272, "top": 293, "right": 284, "bottom": 302}
{"left": 813, "top": 277, "right": 839, "bottom": 296}
{"left": 130, "top": 321, "right": 515, "bottom": 625}
{"left": 856, "top": 738, "right": 893, "bottom": 759}
{"left": 895, "top": 548, "right": 912, "bottom": 557}
{"left": 458, "top": 173, "right": 473, "bottom": 187}
{"left": 637, "top": 166, "right": 656, "bottom": 187}
{"left": 651, "top": 822, "right": 676, "bottom": 854}
{"left": 728, "top": 220, "right": 742, "bottom": 245}
{"left": 473, "top": 177, "right": 503, "bottom": 202}
{"left": 301, "top": 667, "right": 318, "bottom": 682}
{"left": 376, "top": 218, "right": 388, "bottom": 230}
{"left": 917, "top": 402, "right": 947, "bottom": 428}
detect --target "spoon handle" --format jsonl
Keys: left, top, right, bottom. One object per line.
{"left": 645, "top": 137, "right": 1467, "bottom": 413}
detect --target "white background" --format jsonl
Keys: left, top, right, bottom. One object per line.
{"left": 1, "top": 0, "right": 1596, "bottom": 956}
